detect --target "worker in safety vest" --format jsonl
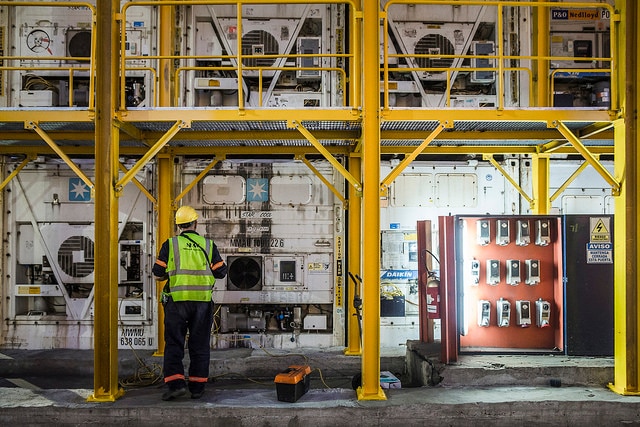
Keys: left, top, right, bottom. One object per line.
{"left": 153, "top": 205, "right": 227, "bottom": 401}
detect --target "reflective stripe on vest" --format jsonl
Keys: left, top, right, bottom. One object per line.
{"left": 166, "top": 235, "right": 216, "bottom": 302}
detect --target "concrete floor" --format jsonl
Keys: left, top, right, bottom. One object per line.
{"left": 0, "top": 343, "right": 638, "bottom": 426}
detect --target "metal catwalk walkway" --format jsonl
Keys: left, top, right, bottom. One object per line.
{"left": 0, "top": 345, "right": 636, "bottom": 426}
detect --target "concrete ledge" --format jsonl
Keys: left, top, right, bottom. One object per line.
{"left": 1, "top": 385, "right": 640, "bottom": 426}
{"left": 441, "top": 355, "right": 614, "bottom": 387}
{"left": 405, "top": 340, "right": 614, "bottom": 388}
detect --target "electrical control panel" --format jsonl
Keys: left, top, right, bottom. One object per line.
{"left": 457, "top": 216, "right": 561, "bottom": 352}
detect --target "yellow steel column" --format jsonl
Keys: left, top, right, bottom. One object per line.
{"left": 159, "top": 3, "right": 174, "bottom": 107}
{"left": 531, "top": 154, "right": 550, "bottom": 214}
{"left": 609, "top": 0, "right": 640, "bottom": 395}
{"left": 345, "top": 154, "right": 362, "bottom": 356}
{"left": 155, "top": 154, "right": 173, "bottom": 356}
{"left": 153, "top": 0, "right": 176, "bottom": 356}
{"left": 357, "top": 0, "right": 385, "bottom": 401}
{"left": 88, "top": 0, "right": 124, "bottom": 402}
{"left": 533, "top": 1, "right": 550, "bottom": 107}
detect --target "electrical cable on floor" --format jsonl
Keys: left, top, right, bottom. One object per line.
{"left": 207, "top": 335, "right": 344, "bottom": 389}
{"left": 120, "top": 310, "right": 353, "bottom": 390}
{"left": 117, "top": 299, "right": 164, "bottom": 388}
{"left": 252, "top": 339, "right": 343, "bottom": 389}
{"left": 117, "top": 339, "right": 164, "bottom": 388}
{"left": 119, "top": 358, "right": 163, "bottom": 388}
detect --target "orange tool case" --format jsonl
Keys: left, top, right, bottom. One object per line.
{"left": 274, "top": 365, "right": 311, "bottom": 402}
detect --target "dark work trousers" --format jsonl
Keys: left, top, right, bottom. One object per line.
{"left": 163, "top": 299, "right": 214, "bottom": 392}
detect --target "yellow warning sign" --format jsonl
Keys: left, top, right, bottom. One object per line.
{"left": 590, "top": 217, "right": 610, "bottom": 242}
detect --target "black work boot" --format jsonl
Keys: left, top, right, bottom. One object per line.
{"left": 162, "top": 387, "right": 187, "bottom": 401}
{"left": 162, "top": 379, "right": 187, "bottom": 401}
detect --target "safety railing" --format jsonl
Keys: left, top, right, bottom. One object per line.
{"left": 0, "top": 1, "right": 617, "bottom": 112}
{"left": 0, "top": 1, "right": 97, "bottom": 109}
{"left": 120, "top": 0, "right": 359, "bottom": 111}
{"left": 381, "top": 0, "right": 616, "bottom": 110}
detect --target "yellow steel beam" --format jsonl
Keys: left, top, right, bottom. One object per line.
{"left": 0, "top": 155, "right": 36, "bottom": 192}
{"left": 483, "top": 154, "right": 533, "bottom": 207}
{"left": 609, "top": 0, "right": 639, "bottom": 396}
{"left": 115, "top": 120, "right": 187, "bottom": 192}
{"left": 580, "top": 122, "right": 615, "bottom": 139}
{"left": 114, "top": 120, "right": 145, "bottom": 142}
{"left": 610, "top": 114, "right": 638, "bottom": 395}
{"left": 380, "top": 145, "right": 614, "bottom": 156}
{"left": 26, "top": 122, "right": 94, "bottom": 192}
{"left": 380, "top": 123, "right": 446, "bottom": 194}
{"left": 344, "top": 155, "right": 362, "bottom": 356}
{"left": 88, "top": 0, "right": 124, "bottom": 403}
{"left": 381, "top": 109, "right": 612, "bottom": 122}
{"left": 120, "top": 108, "right": 360, "bottom": 123}
{"left": 534, "top": 0, "right": 551, "bottom": 107}
{"left": 153, "top": 1, "right": 177, "bottom": 357}
{"left": 160, "top": 130, "right": 361, "bottom": 141}
{"left": 0, "top": 127, "right": 615, "bottom": 145}
{"left": 537, "top": 140, "right": 569, "bottom": 153}
{"left": 236, "top": 2, "right": 245, "bottom": 109}
{"left": 298, "top": 156, "right": 348, "bottom": 208}
{"left": 357, "top": 0, "right": 385, "bottom": 401}
{"left": 119, "top": 107, "right": 614, "bottom": 124}
{"left": 175, "top": 157, "right": 223, "bottom": 204}
{"left": 159, "top": 2, "right": 174, "bottom": 108}
{"left": 496, "top": 3, "right": 505, "bottom": 110}
{"left": 531, "top": 154, "right": 550, "bottom": 214}
{"left": 553, "top": 120, "right": 620, "bottom": 195}
{"left": 290, "top": 120, "right": 362, "bottom": 192}
{"left": 154, "top": 154, "right": 174, "bottom": 357}
{"left": 0, "top": 142, "right": 614, "bottom": 158}
{"left": 550, "top": 161, "right": 590, "bottom": 203}
{"left": 159, "top": 145, "right": 354, "bottom": 156}
{"left": 381, "top": 128, "right": 614, "bottom": 141}
{"left": 0, "top": 110, "right": 94, "bottom": 122}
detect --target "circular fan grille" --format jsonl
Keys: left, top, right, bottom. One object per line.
{"left": 67, "top": 30, "right": 92, "bottom": 58}
{"left": 58, "top": 235, "right": 95, "bottom": 278}
{"left": 241, "top": 30, "right": 279, "bottom": 69}
{"left": 228, "top": 256, "right": 262, "bottom": 290}
{"left": 414, "top": 34, "right": 455, "bottom": 71}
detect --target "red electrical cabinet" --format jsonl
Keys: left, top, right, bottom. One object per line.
{"left": 437, "top": 215, "right": 564, "bottom": 358}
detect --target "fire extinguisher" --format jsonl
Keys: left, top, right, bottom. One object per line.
{"left": 426, "top": 272, "right": 440, "bottom": 319}
{"left": 423, "top": 248, "right": 440, "bottom": 319}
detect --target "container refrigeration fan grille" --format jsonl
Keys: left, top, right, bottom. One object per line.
{"left": 58, "top": 235, "right": 95, "bottom": 278}
{"left": 227, "top": 256, "right": 262, "bottom": 291}
{"left": 241, "top": 30, "right": 279, "bottom": 69}
{"left": 66, "top": 30, "right": 92, "bottom": 58}
{"left": 414, "top": 33, "right": 455, "bottom": 71}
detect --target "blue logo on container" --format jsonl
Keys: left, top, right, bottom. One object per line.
{"left": 69, "top": 178, "right": 91, "bottom": 202}
{"left": 247, "top": 178, "right": 269, "bottom": 202}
